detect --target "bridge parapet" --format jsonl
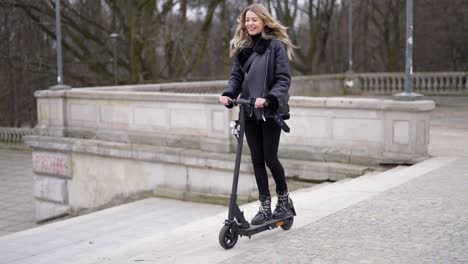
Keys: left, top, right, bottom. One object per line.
{"left": 23, "top": 81, "right": 436, "bottom": 222}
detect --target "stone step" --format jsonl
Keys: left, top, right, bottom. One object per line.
{"left": 282, "top": 158, "right": 371, "bottom": 182}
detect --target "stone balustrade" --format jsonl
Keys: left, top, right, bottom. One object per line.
{"left": 357, "top": 72, "right": 468, "bottom": 95}
{"left": 0, "top": 127, "right": 35, "bottom": 144}
{"left": 75, "top": 71, "right": 468, "bottom": 96}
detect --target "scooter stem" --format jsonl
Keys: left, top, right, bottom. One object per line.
{"left": 228, "top": 104, "right": 246, "bottom": 220}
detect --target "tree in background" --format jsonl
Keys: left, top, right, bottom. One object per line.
{"left": 414, "top": 0, "right": 468, "bottom": 71}
{"left": 348, "top": 0, "right": 405, "bottom": 72}
{"left": 0, "top": 2, "right": 53, "bottom": 127}
{"left": 0, "top": 0, "right": 467, "bottom": 126}
{"left": 0, "top": 0, "right": 225, "bottom": 86}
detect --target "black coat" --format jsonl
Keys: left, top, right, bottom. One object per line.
{"left": 222, "top": 37, "right": 291, "bottom": 120}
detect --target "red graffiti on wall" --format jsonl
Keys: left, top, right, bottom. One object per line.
{"left": 33, "top": 153, "right": 69, "bottom": 176}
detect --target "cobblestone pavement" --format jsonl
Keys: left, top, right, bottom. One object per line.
{"left": 220, "top": 158, "right": 468, "bottom": 264}
{"left": 0, "top": 149, "right": 37, "bottom": 237}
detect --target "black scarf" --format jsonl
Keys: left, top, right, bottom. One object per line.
{"left": 237, "top": 33, "right": 271, "bottom": 67}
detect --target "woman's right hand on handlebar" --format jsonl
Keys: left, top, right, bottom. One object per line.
{"left": 219, "top": 96, "right": 231, "bottom": 106}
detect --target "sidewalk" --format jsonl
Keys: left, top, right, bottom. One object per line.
{"left": 427, "top": 96, "right": 468, "bottom": 158}
{"left": 218, "top": 157, "right": 467, "bottom": 264}
{"left": 0, "top": 156, "right": 466, "bottom": 263}
{"left": 0, "top": 149, "right": 37, "bottom": 237}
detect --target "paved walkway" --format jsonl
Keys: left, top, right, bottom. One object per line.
{"left": 218, "top": 158, "right": 468, "bottom": 264}
{"left": 427, "top": 96, "right": 468, "bottom": 158}
{"left": 0, "top": 95, "right": 467, "bottom": 263}
{"left": 0, "top": 149, "right": 37, "bottom": 236}
{"left": 0, "top": 157, "right": 466, "bottom": 263}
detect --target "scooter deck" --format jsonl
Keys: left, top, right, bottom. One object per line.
{"left": 239, "top": 213, "right": 294, "bottom": 237}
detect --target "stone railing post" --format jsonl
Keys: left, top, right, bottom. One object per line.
{"left": 344, "top": 72, "right": 361, "bottom": 94}
{"left": 35, "top": 90, "right": 68, "bottom": 137}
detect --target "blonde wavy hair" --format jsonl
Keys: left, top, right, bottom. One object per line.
{"left": 230, "top": 4, "right": 296, "bottom": 60}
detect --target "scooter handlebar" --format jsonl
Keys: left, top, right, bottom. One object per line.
{"left": 228, "top": 98, "right": 269, "bottom": 107}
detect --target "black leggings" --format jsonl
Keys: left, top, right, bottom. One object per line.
{"left": 244, "top": 117, "right": 287, "bottom": 197}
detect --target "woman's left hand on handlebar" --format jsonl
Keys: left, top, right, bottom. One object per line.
{"left": 219, "top": 96, "right": 231, "bottom": 106}
{"left": 255, "top": 98, "right": 266, "bottom": 108}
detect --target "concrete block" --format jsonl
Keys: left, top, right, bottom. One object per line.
{"left": 200, "top": 139, "right": 231, "bottom": 153}
{"left": 133, "top": 107, "right": 169, "bottom": 128}
{"left": 332, "top": 118, "right": 382, "bottom": 142}
{"left": 416, "top": 119, "right": 428, "bottom": 154}
{"left": 287, "top": 166, "right": 330, "bottom": 181}
{"left": 393, "top": 120, "right": 410, "bottom": 144}
{"left": 187, "top": 167, "right": 256, "bottom": 196}
{"left": 69, "top": 103, "right": 98, "bottom": 122}
{"left": 210, "top": 110, "right": 227, "bottom": 134}
{"left": 68, "top": 153, "right": 169, "bottom": 210}
{"left": 34, "top": 175, "right": 68, "bottom": 203}
{"left": 48, "top": 99, "right": 65, "bottom": 126}
{"left": 38, "top": 101, "right": 51, "bottom": 125}
{"left": 100, "top": 105, "right": 132, "bottom": 126}
{"left": 349, "top": 148, "right": 381, "bottom": 165}
{"left": 35, "top": 200, "right": 70, "bottom": 222}
{"left": 163, "top": 165, "right": 189, "bottom": 189}
{"left": 170, "top": 106, "right": 208, "bottom": 131}
{"left": 288, "top": 115, "right": 328, "bottom": 138}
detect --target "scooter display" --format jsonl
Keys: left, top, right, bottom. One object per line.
{"left": 219, "top": 98, "right": 296, "bottom": 250}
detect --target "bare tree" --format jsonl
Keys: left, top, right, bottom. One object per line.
{"left": 350, "top": 0, "right": 405, "bottom": 72}
{"left": 259, "top": 0, "right": 338, "bottom": 74}
{"left": 1, "top": 0, "right": 224, "bottom": 85}
{"left": 414, "top": 0, "right": 468, "bottom": 71}
{"left": 1, "top": 0, "right": 468, "bottom": 126}
{"left": 0, "top": 3, "right": 53, "bottom": 127}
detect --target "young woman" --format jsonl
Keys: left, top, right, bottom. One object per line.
{"left": 219, "top": 4, "right": 295, "bottom": 225}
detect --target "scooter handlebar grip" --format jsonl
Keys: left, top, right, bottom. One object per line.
{"left": 227, "top": 98, "right": 268, "bottom": 107}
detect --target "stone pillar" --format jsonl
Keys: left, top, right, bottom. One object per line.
{"left": 35, "top": 90, "right": 67, "bottom": 137}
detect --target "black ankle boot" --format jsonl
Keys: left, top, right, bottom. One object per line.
{"left": 251, "top": 195, "right": 272, "bottom": 225}
{"left": 272, "top": 191, "right": 295, "bottom": 219}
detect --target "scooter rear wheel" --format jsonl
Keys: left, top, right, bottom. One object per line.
{"left": 280, "top": 216, "right": 294, "bottom": 230}
{"left": 219, "top": 224, "right": 239, "bottom": 249}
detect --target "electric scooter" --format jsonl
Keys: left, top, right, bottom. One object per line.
{"left": 219, "top": 98, "right": 296, "bottom": 250}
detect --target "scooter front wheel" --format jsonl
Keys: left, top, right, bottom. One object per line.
{"left": 219, "top": 224, "right": 239, "bottom": 249}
